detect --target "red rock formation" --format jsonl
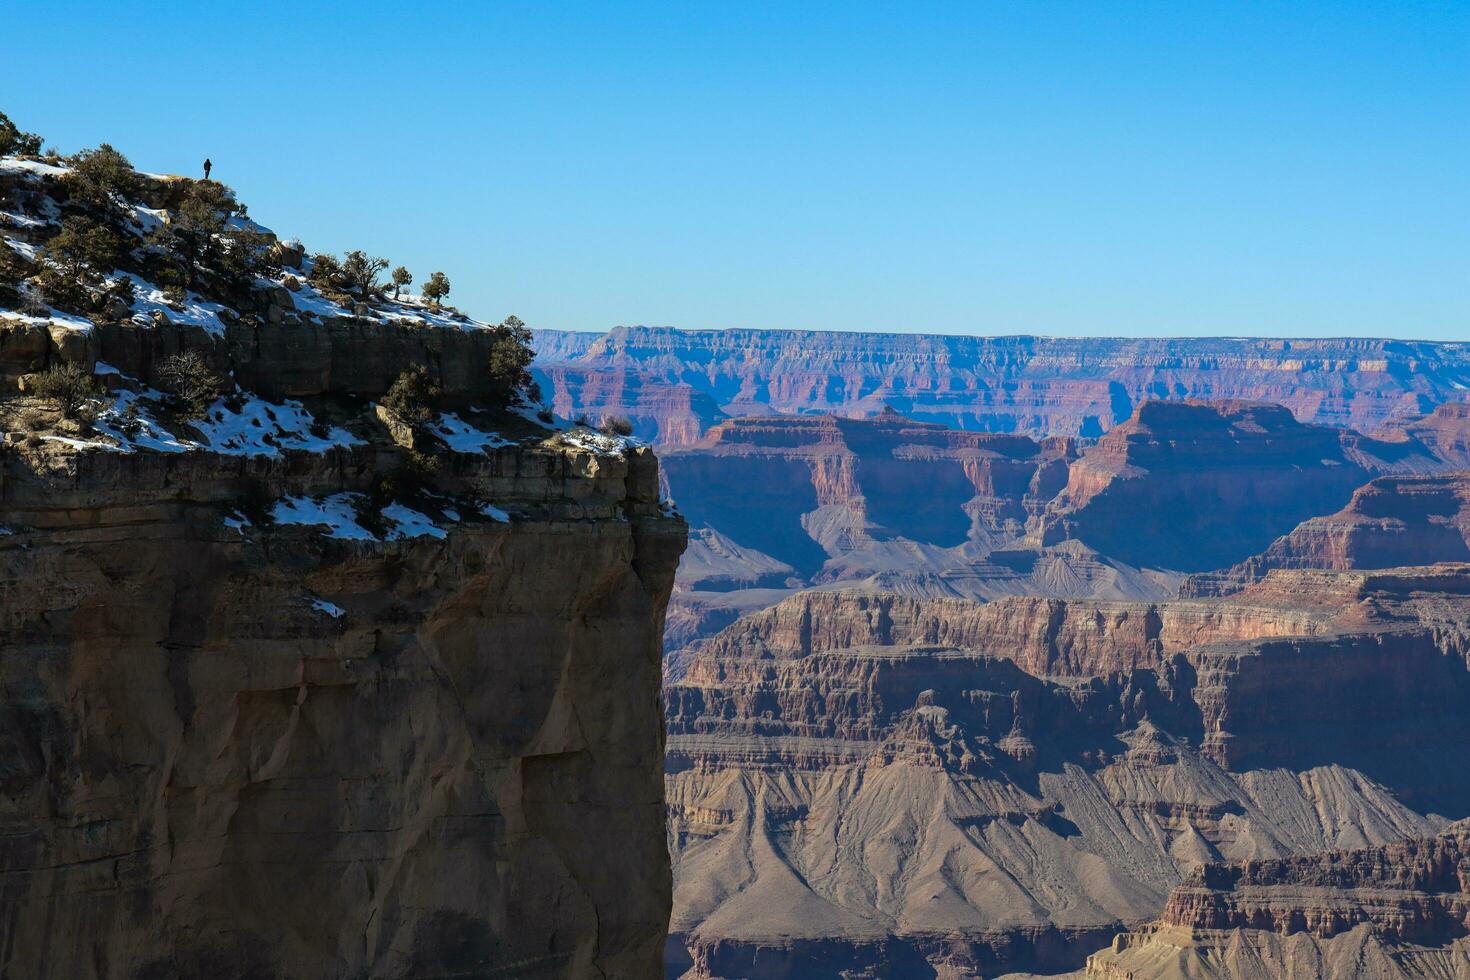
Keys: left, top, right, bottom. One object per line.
{"left": 1038, "top": 401, "right": 1437, "bottom": 573}
{"left": 1186, "top": 473, "right": 1470, "bottom": 595}
{"left": 534, "top": 327, "right": 1470, "bottom": 445}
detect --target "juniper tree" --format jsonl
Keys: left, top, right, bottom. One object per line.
{"left": 391, "top": 265, "right": 412, "bottom": 300}
{"left": 381, "top": 365, "right": 440, "bottom": 427}
{"left": 486, "top": 314, "right": 535, "bottom": 405}
{"left": 68, "top": 144, "right": 139, "bottom": 218}
{"left": 0, "top": 111, "right": 42, "bottom": 155}
{"left": 341, "top": 250, "right": 388, "bottom": 299}
{"left": 422, "top": 271, "right": 450, "bottom": 308}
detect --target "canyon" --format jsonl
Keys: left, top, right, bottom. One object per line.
{"left": 534, "top": 327, "right": 1470, "bottom": 445}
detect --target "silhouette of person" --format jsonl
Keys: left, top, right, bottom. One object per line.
{"left": 203, "top": 158, "right": 212, "bottom": 180}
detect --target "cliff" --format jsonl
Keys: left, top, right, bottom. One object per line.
{"left": 534, "top": 327, "right": 1470, "bottom": 445}
{"left": 1085, "top": 827, "right": 1470, "bottom": 978}
{"left": 1, "top": 151, "right": 686, "bottom": 978}
{"left": 664, "top": 567, "right": 1470, "bottom": 977}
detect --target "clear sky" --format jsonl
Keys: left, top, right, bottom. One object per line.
{"left": 9, "top": 1, "right": 1468, "bottom": 339}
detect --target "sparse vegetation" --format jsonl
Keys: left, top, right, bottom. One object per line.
{"left": 391, "top": 265, "right": 412, "bottom": 300}
{"left": 31, "top": 363, "right": 99, "bottom": 419}
{"left": 600, "top": 415, "right": 634, "bottom": 437}
{"left": 0, "top": 111, "right": 42, "bottom": 156}
{"left": 38, "top": 215, "right": 124, "bottom": 309}
{"left": 157, "top": 350, "right": 225, "bottom": 419}
{"left": 381, "top": 365, "right": 440, "bottom": 427}
{"left": 67, "top": 144, "right": 140, "bottom": 217}
{"left": 422, "top": 271, "right": 451, "bottom": 307}
{"left": 341, "top": 250, "right": 388, "bottom": 299}
{"left": 146, "top": 181, "right": 275, "bottom": 293}
{"left": 485, "top": 314, "right": 535, "bottom": 406}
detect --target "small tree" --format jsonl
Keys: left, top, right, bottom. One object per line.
{"left": 341, "top": 250, "right": 388, "bottom": 299}
{"left": 486, "top": 314, "right": 535, "bottom": 406}
{"left": 31, "top": 363, "right": 99, "bottom": 419}
{"left": 381, "top": 365, "right": 440, "bottom": 427}
{"left": 157, "top": 350, "right": 225, "bottom": 419}
{"left": 600, "top": 415, "right": 634, "bottom": 437}
{"left": 309, "top": 253, "right": 345, "bottom": 291}
{"left": 0, "top": 111, "right": 42, "bottom": 156}
{"left": 391, "top": 265, "right": 412, "bottom": 300}
{"left": 147, "top": 180, "right": 270, "bottom": 292}
{"left": 38, "top": 216, "right": 123, "bottom": 310}
{"left": 68, "top": 144, "right": 139, "bottom": 217}
{"left": 422, "top": 271, "right": 450, "bottom": 308}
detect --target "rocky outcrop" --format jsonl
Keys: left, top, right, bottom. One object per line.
{"left": 1086, "top": 828, "right": 1470, "bottom": 978}
{"left": 0, "top": 414, "right": 685, "bottom": 980}
{"left": 2, "top": 152, "right": 686, "bottom": 979}
{"left": 1185, "top": 473, "right": 1470, "bottom": 596}
{"left": 664, "top": 567, "right": 1470, "bottom": 977}
{"left": 1035, "top": 401, "right": 1439, "bottom": 573}
{"left": 534, "top": 327, "right": 1470, "bottom": 444}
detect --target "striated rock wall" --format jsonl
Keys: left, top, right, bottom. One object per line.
{"left": 0, "top": 438, "right": 685, "bottom": 980}
{"left": 534, "top": 327, "right": 1470, "bottom": 445}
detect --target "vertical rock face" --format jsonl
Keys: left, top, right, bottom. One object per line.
{"left": 664, "top": 567, "right": 1470, "bottom": 977}
{"left": 534, "top": 327, "right": 1470, "bottom": 445}
{"left": 0, "top": 442, "right": 685, "bottom": 979}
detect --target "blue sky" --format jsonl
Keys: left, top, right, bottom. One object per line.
{"left": 9, "top": 1, "right": 1468, "bottom": 339}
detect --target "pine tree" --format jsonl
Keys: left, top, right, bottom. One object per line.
{"left": 391, "top": 265, "right": 412, "bottom": 300}
{"left": 422, "top": 271, "right": 451, "bottom": 308}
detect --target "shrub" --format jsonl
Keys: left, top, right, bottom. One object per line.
{"left": 381, "top": 365, "right": 440, "bottom": 427}
{"left": 146, "top": 181, "right": 273, "bottom": 292}
{"left": 391, "top": 265, "right": 412, "bottom": 299}
{"left": 341, "top": 251, "right": 388, "bottom": 299}
{"left": 157, "top": 350, "right": 225, "bottom": 419}
{"left": 31, "top": 363, "right": 99, "bottom": 419}
{"left": 599, "top": 415, "right": 634, "bottom": 437}
{"left": 0, "top": 111, "right": 42, "bottom": 156}
{"left": 68, "top": 144, "right": 140, "bottom": 216}
{"left": 422, "top": 271, "right": 450, "bottom": 307}
{"left": 309, "top": 253, "right": 344, "bottom": 290}
{"left": 485, "top": 314, "right": 535, "bottom": 406}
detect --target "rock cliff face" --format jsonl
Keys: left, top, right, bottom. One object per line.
{"left": 664, "top": 567, "right": 1470, "bottom": 977}
{"left": 1185, "top": 473, "right": 1470, "bottom": 596}
{"left": 534, "top": 327, "right": 1470, "bottom": 445}
{"left": 2, "top": 152, "right": 686, "bottom": 978}
{"left": 1086, "top": 827, "right": 1470, "bottom": 978}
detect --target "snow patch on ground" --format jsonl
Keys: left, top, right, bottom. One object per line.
{"left": 382, "top": 503, "right": 448, "bottom": 540}
{"left": 480, "top": 504, "right": 511, "bottom": 522}
{"left": 272, "top": 494, "right": 376, "bottom": 540}
{"left": 92, "top": 391, "right": 194, "bottom": 453}
{"left": 122, "top": 273, "right": 232, "bottom": 336}
{"left": 429, "top": 413, "right": 511, "bottom": 453}
{"left": 0, "top": 306, "right": 95, "bottom": 332}
{"left": 560, "top": 428, "right": 642, "bottom": 456}
{"left": 0, "top": 159, "right": 70, "bottom": 177}
{"left": 223, "top": 511, "right": 250, "bottom": 533}
{"left": 190, "top": 395, "right": 363, "bottom": 457}
{"left": 310, "top": 598, "right": 345, "bottom": 619}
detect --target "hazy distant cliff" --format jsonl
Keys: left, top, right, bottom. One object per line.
{"left": 534, "top": 326, "right": 1470, "bottom": 444}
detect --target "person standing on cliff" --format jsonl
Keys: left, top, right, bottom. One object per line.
{"left": 203, "top": 158, "right": 212, "bottom": 181}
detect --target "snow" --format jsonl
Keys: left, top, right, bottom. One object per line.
{"left": 189, "top": 394, "right": 363, "bottom": 458}
{"left": 119, "top": 273, "right": 232, "bottom": 336}
{"left": 382, "top": 503, "right": 447, "bottom": 539}
{"left": 0, "top": 305, "right": 95, "bottom": 332}
{"left": 310, "top": 598, "right": 345, "bottom": 619}
{"left": 92, "top": 391, "right": 194, "bottom": 453}
{"left": 223, "top": 510, "right": 250, "bottom": 533}
{"left": 480, "top": 504, "right": 511, "bottom": 522}
{"left": 0, "top": 159, "right": 69, "bottom": 177}
{"left": 272, "top": 493, "right": 376, "bottom": 540}
{"left": 560, "top": 428, "right": 641, "bottom": 456}
{"left": 429, "top": 412, "right": 511, "bottom": 453}
{"left": 2, "top": 237, "right": 38, "bottom": 260}
{"left": 0, "top": 526, "right": 12, "bottom": 536}
{"left": 93, "top": 361, "right": 122, "bottom": 376}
